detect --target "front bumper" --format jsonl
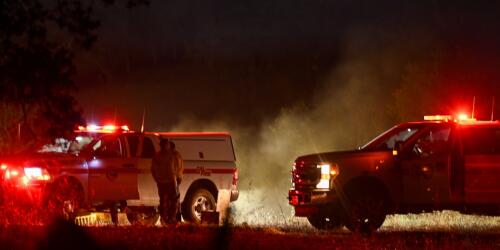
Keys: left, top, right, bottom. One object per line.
{"left": 1, "top": 182, "right": 47, "bottom": 207}
{"left": 288, "top": 189, "right": 338, "bottom": 216}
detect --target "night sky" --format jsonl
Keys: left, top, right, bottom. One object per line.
{"left": 73, "top": 1, "right": 500, "bottom": 131}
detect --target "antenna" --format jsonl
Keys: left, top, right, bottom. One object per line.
{"left": 471, "top": 96, "right": 476, "bottom": 119}
{"left": 140, "top": 108, "right": 146, "bottom": 133}
{"left": 491, "top": 96, "right": 495, "bottom": 121}
{"left": 17, "top": 122, "right": 21, "bottom": 142}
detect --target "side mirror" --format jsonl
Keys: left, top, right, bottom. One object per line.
{"left": 94, "top": 149, "right": 120, "bottom": 158}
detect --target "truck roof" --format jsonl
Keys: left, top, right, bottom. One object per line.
{"left": 147, "top": 132, "right": 231, "bottom": 137}
{"left": 401, "top": 120, "right": 500, "bottom": 127}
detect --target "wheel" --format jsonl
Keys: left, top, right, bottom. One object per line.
{"left": 46, "top": 179, "right": 83, "bottom": 221}
{"left": 126, "top": 207, "right": 159, "bottom": 225}
{"left": 182, "top": 188, "right": 216, "bottom": 223}
{"left": 307, "top": 213, "right": 343, "bottom": 230}
{"left": 344, "top": 185, "right": 388, "bottom": 234}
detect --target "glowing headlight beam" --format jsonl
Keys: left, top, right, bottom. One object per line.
{"left": 316, "top": 164, "right": 331, "bottom": 189}
{"left": 315, "top": 163, "right": 339, "bottom": 189}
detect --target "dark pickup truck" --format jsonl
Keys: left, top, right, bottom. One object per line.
{"left": 289, "top": 116, "right": 500, "bottom": 232}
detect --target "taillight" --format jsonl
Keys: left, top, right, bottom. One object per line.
{"left": 232, "top": 168, "right": 238, "bottom": 186}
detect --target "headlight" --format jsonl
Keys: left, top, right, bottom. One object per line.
{"left": 24, "top": 167, "right": 51, "bottom": 181}
{"left": 316, "top": 163, "right": 339, "bottom": 189}
{"left": 2, "top": 164, "right": 50, "bottom": 187}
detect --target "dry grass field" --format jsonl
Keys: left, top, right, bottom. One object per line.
{"left": 1, "top": 211, "right": 500, "bottom": 249}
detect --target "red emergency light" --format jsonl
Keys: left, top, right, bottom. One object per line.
{"left": 76, "top": 124, "right": 131, "bottom": 133}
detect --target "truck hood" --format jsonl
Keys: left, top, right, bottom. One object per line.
{"left": 0, "top": 152, "right": 84, "bottom": 168}
{"left": 296, "top": 149, "right": 390, "bottom": 164}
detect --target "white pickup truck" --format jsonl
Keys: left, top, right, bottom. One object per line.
{"left": 0, "top": 126, "right": 239, "bottom": 224}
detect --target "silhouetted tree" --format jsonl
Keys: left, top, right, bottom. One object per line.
{"left": 0, "top": 0, "right": 147, "bottom": 154}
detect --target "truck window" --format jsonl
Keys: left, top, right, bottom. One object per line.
{"left": 141, "top": 137, "right": 156, "bottom": 158}
{"left": 363, "top": 125, "right": 422, "bottom": 150}
{"left": 92, "top": 136, "right": 124, "bottom": 158}
{"left": 127, "top": 135, "right": 140, "bottom": 157}
{"left": 412, "top": 126, "right": 451, "bottom": 157}
{"left": 462, "top": 128, "right": 500, "bottom": 155}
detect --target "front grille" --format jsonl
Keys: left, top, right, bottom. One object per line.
{"left": 292, "top": 163, "right": 320, "bottom": 189}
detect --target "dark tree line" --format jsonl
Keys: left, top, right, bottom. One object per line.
{"left": 0, "top": 0, "right": 147, "bottom": 154}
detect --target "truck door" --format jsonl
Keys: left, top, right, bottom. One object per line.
{"left": 88, "top": 135, "right": 140, "bottom": 202}
{"left": 135, "top": 135, "right": 159, "bottom": 205}
{"left": 401, "top": 124, "right": 452, "bottom": 207}
{"left": 462, "top": 127, "right": 500, "bottom": 203}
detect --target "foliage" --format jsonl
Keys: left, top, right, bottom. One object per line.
{"left": 0, "top": 0, "right": 147, "bottom": 154}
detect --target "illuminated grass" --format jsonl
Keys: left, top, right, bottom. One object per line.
{"left": 383, "top": 211, "right": 500, "bottom": 233}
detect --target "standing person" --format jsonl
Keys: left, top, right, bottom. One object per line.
{"left": 170, "top": 141, "right": 184, "bottom": 222}
{"left": 151, "top": 138, "right": 177, "bottom": 225}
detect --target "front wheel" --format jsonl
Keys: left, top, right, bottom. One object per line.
{"left": 182, "top": 188, "right": 217, "bottom": 223}
{"left": 307, "top": 213, "right": 343, "bottom": 230}
{"left": 46, "top": 179, "right": 83, "bottom": 221}
{"left": 344, "top": 187, "right": 388, "bottom": 234}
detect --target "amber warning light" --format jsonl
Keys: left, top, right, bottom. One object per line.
{"left": 424, "top": 114, "right": 476, "bottom": 122}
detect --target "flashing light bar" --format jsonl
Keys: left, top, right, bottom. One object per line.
{"left": 424, "top": 114, "right": 477, "bottom": 122}
{"left": 77, "top": 124, "right": 131, "bottom": 133}
{"left": 424, "top": 115, "right": 453, "bottom": 121}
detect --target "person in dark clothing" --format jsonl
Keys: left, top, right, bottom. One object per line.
{"left": 151, "top": 138, "right": 177, "bottom": 225}
{"left": 170, "top": 141, "right": 184, "bottom": 222}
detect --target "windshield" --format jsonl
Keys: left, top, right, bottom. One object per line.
{"left": 38, "top": 134, "right": 96, "bottom": 155}
{"left": 362, "top": 124, "right": 425, "bottom": 150}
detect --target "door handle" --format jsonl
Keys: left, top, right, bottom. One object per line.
{"left": 122, "top": 163, "right": 135, "bottom": 168}
{"left": 421, "top": 165, "right": 432, "bottom": 178}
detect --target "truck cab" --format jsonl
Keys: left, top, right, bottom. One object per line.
{"left": 289, "top": 115, "right": 500, "bottom": 232}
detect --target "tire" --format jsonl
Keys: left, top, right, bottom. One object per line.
{"left": 344, "top": 185, "right": 389, "bottom": 234}
{"left": 307, "top": 213, "right": 343, "bottom": 230}
{"left": 126, "top": 207, "right": 159, "bottom": 226}
{"left": 182, "top": 188, "right": 217, "bottom": 223}
{"left": 46, "top": 178, "right": 84, "bottom": 221}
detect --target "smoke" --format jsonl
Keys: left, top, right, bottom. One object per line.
{"left": 160, "top": 27, "right": 440, "bottom": 228}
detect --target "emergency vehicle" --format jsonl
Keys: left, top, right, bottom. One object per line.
{"left": 0, "top": 125, "right": 239, "bottom": 224}
{"left": 289, "top": 115, "right": 500, "bottom": 232}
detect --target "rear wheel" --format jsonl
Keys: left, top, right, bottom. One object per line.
{"left": 182, "top": 188, "right": 216, "bottom": 223}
